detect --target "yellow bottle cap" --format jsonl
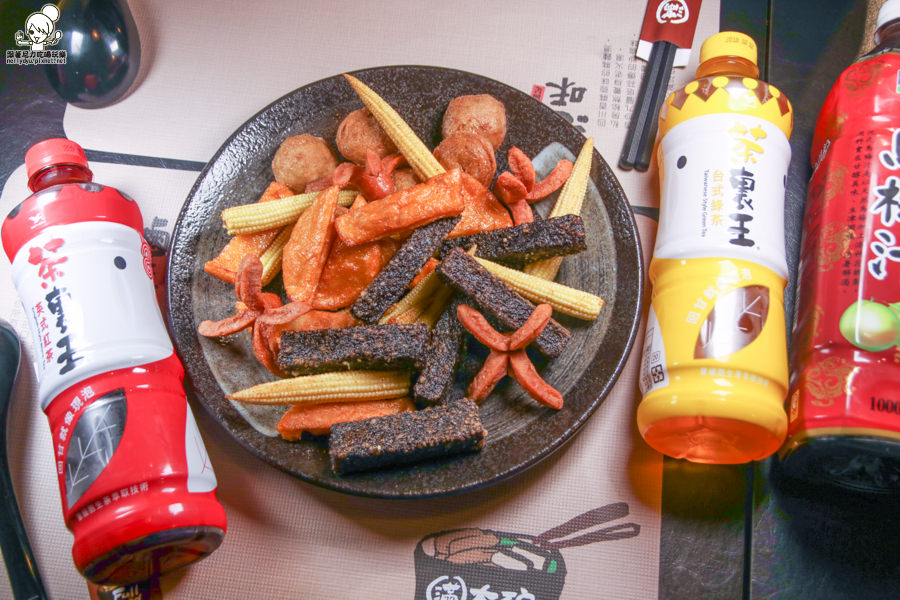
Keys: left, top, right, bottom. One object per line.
{"left": 699, "top": 31, "right": 758, "bottom": 65}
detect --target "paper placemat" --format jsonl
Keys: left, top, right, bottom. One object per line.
{"left": 1, "top": 0, "right": 721, "bottom": 596}
{"left": 0, "top": 161, "right": 661, "bottom": 598}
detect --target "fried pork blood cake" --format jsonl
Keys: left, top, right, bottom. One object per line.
{"left": 436, "top": 247, "right": 570, "bottom": 358}
{"left": 440, "top": 214, "right": 587, "bottom": 267}
{"left": 351, "top": 215, "right": 461, "bottom": 323}
{"left": 328, "top": 398, "right": 486, "bottom": 474}
{"left": 277, "top": 323, "right": 427, "bottom": 375}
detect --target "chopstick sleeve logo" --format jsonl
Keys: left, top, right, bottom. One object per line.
{"left": 656, "top": 0, "right": 690, "bottom": 24}
{"left": 7, "top": 4, "right": 66, "bottom": 65}
{"left": 637, "top": 0, "right": 702, "bottom": 67}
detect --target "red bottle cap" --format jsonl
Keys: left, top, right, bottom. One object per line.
{"left": 25, "top": 138, "right": 93, "bottom": 191}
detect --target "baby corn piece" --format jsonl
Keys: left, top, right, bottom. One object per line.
{"left": 258, "top": 225, "right": 292, "bottom": 285}
{"left": 379, "top": 270, "right": 442, "bottom": 324}
{"left": 343, "top": 73, "right": 446, "bottom": 181}
{"left": 549, "top": 137, "right": 594, "bottom": 218}
{"left": 223, "top": 190, "right": 356, "bottom": 235}
{"left": 416, "top": 283, "right": 454, "bottom": 328}
{"left": 527, "top": 137, "right": 594, "bottom": 281}
{"left": 228, "top": 370, "right": 411, "bottom": 405}
{"left": 474, "top": 257, "right": 603, "bottom": 320}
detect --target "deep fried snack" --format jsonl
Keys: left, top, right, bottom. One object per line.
{"left": 229, "top": 370, "right": 411, "bottom": 405}
{"left": 204, "top": 182, "right": 294, "bottom": 284}
{"left": 334, "top": 169, "right": 465, "bottom": 246}
{"left": 508, "top": 349, "right": 563, "bottom": 409}
{"left": 311, "top": 199, "right": 383, "bottom": 310}
{"left": 336, "top": 107, "right": 399, "bottom": 165}
{"left": 277, "top": 323, "right": 427, "bottom": 376}
{"left": 436, "top": 247, "right": 570, "bottom": 358}
{"left": 433, "top": 132, "right": 497, "bottom": 188}
{"left": 329, "top": 398, "right": 487, "bottom": 474}
{"left": 474, "top": 256, "right": 604, "bottom": 321}
{"left": 392, "top": 167, "right": 419, "bottom": 191}
{"left": 467, "top": 350, "right": 508, "bottom": 403}
{"left": 448, "top": 172, "right": 513, "bottom": 239}
{"left": 343, "top": 73, "right": 445, "bottom": 180}
{"left": 277, "top": 397, "right": 415, "bottom": 439}
{"left": 333, "top": 151, "right": 406, "bottom": 201}
{"left": 442, "top": 94, "right": 507, "bottom": 150}
{"left": 494, "top": 172, "right": 533, "bottom": 225}
{"left": 351, "top": 216, "right": 460, "bottom": 324}
{"left": 278, "top": 309, "right": 357, "bottom": 333}
{"left": 413, "top": 298, "right": 467, "bottom": 404}
{"left": 457, "top": 302, "right": 562, "bottom": 408}
{"left": 282, "top": 185, "right": 340, "bottom": 302}
{"left": 271, "top": 134, "right": 339, "bottom": 192}
{"left": 440, "top": 214, "right": 586, "bottom": 267}
{"left": 456, "top": 304, "right": 509, "bottom": 351}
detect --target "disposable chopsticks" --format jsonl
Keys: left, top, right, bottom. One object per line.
{"left": 618, "top": 39, "right": 677, "bottom": 172}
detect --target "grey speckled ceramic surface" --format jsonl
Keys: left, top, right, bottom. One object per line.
{"left": 167, "top": 65, "right": 643, "bottom": 498}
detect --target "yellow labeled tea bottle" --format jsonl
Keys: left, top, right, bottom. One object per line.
{"left": 637, "top": 32, "right": 794, "bottom": 463}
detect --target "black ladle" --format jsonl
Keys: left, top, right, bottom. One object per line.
{"left": 44, "top": 0, "right": 142, "bottom": 109}
{"left": 0, "top": 319, "right": 48, "bottom": 600}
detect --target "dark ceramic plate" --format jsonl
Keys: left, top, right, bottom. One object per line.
{"left": 167, "top": 65, "right": 643, "bottom": 499}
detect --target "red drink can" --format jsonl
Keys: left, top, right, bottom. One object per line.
{"left": 1, "top": 139, "right": 226, "bottom": 584}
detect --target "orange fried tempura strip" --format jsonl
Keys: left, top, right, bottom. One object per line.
{"left": 447, "top": 172, "right": 513, "bottom": 239}
{"left": 282, "top": 185, "right": 340, "bottom": 302}
{"left": 276, "top": 397, "right": 415, "bottom": 439}
{"left": 204, "top": 182, "right": 294, "bottom": 283}
{"left": 333, "top": 169, "right": 465, "bottom": 246}
{"left": 311, "top": 197, "right": 383, "bottom": 310}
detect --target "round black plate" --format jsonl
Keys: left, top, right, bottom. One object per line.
{"left": 167, "top": 65, "right": 643, "bottom": 498}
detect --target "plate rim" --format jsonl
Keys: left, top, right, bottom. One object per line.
{"left": 166, "top": 64, "right": 644, "bottom": 499}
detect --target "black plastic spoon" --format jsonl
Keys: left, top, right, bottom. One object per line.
{"left": 0, "top": 319, "right": 48, "bottom": 600}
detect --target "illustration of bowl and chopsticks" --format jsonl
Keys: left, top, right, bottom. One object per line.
{"left": 414, "top": 502, "right": 640, "bottom": 599}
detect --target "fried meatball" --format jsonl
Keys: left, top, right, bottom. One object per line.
{"left": 442, "top": 94, "right": 507, "bottom": 150}
{"left": 336, "top": 108, "right": 398, "bottom": 165}
{"left": 391, "top": 167, "right": 419, "bottom": 192}
{"left": 433, "top": 132, "right": 497, "bottom": 188}
{"left": 272, "top": 134, "right": 338, "bottom": 192}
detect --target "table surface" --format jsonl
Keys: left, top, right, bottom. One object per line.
{"left": 2, "top": 1, "right": 898, "bottom": 598}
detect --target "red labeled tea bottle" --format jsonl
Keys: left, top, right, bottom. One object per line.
{"left": 1, "top": 139, "right": 227, "bottom": 584}
{"left": 780, "top": 1, "right": 900, "bottom": 492}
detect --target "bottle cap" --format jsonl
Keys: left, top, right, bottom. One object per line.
{"left": 25, "top": 138, "right": 92, "bottom": 191}
{"left": 877, "top": 0, "right": 900, "bottom": 32}
{"left": 699, "top": 31, "right": 758, "bottom": 65}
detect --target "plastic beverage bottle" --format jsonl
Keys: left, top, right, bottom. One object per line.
{"left": 779, "top": 1, "right": 900, "bottom": 492}
{"left": 1, "top": 139, "right": 227, "bottom": 584}
{"left": 637, "top": 32, "right": 794, "bottom": 463}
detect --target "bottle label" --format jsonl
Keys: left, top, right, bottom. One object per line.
{"left": 10, "top": 221, "right": 172, "bottom": 408}
{"left": 639, "top": 305, "right": 669, "bottom": 395}
{"left": 655, "top": 112, "right": 791, "bottom": 278}
{"left": 640, "top": 257, "right": 788, "bottom": 402}
{"left": 788, "top": 51, "right": 900, "bottom": 444}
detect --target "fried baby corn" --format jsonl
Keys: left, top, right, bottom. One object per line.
{"left": 227, "top": 370, "right": 411, "bottom": 405}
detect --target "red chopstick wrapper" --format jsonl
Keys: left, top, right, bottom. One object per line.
{"left": 636, "top": 0, "right": 703, "bottom": 67}
{"left": 619, "top": 0, "right": 703, "bottom": 171}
